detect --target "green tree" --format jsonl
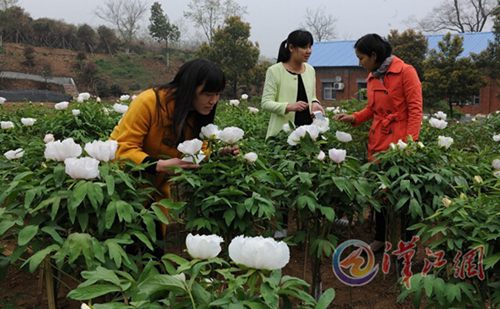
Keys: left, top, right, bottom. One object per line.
{"left": 96, "top": 25, "right": 120, "bottom": 54}
{"left": 148, "top": 1, "right": 179, "bottom": 67}
{"left": 197, "top": 16, "right": 259, "bottom": 97}
{"left": 388, "top": 29, "right": 428, "bottom": 80}
{"left": 422, "top": 33, "right": 485, "bottom": 116}
{"left": 76, "top": 24, "right": 97, "bottom": 53}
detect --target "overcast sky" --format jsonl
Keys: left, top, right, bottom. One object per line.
{"left": 15, "top": 0, "right": 494, "bottom": 59}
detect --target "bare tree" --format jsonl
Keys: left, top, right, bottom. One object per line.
{"left": 302, "top": 6, "right": 336, "bottom": 42}
{"left": 183, "top": 0, "right": 247, "bottom": 43}
{"left": 418, "top": 0, "right": 496, "bottom": 33}
{"left": 0, "top": 0, "right": 19, "bottom": 10}
{"left": 95, "top": 0, "right": 148, "bottom": 48}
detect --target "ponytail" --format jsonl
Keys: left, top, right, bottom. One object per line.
{"left": 277, "top": 39, "right": 290, "bottom": 63}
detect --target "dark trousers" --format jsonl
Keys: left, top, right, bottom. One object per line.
{"left": 374, "top": 210, "right": 413, "bottom": 242}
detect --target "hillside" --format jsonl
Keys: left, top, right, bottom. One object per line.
{"left": 0, "top": 43, "right": 193, "bottom": 96}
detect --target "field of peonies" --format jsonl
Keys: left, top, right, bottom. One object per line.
{"left": 0, "top": 94, "right": 499, "bottom": 308}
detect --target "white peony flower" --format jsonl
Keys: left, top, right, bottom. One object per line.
{"left": 248, "top": 107, "right": 259, "bottom": 113}
{"left": 54, "top": 101, "right": 69, "bottom": 110}
{"left": 317, "top": 150, "right": 326, "bottom": 161}
{"left": 433, "top": 111, "right": 447, "bottom": 120}
{"left": 428, "top": 117, "right": 448, "bottom": 129}
{"left": 244, "top": 152, "right": 258, "bottom": 163}
{"left": 72, "top": 109, "right": 81, "bottom": 116}
{"left": 0, "top": 97, "right": 6, "bottom": 104}
{"left": 228, "top": 235, "right": 290, "bottom": 270}
{"left": 287, "top": 125, "right": 320, "bottom": 145}
{"left": 312, "top": 117, "right": 330, "bottom": 133}
{"left": 120, "top": 94, "right": 130, "bottom": 101}
{"left": 181, "top": 153, "right": 206, "bottom": 164}
{"left": 437, "top": 136, "right": 454, "bottom": 149}
{"left": 200, "top": 124, "right": 220, "bottom": 140}
{"left": 21, "top": 118, "right": 36, "bottom": 126}
{"left": 44, "top": 133, "right": 55, "bottom": 143}
{"left": 417, "top": 142, "right": 425, "bottom": 148}
{"left": 241, "top": 93, "right": 248, "bottom": 100}
{"left": 397, "top": 139, "right": 408, "bottom": 150}
{"left": 4, "top": 148, "right": 24, "bottom": 160}
{"left": 229, "top": 99, "right": 240, "bottom": 107}
{"left": 131, "top": 94, "right": 137, "bottom": 101}
{"left": 177, "top": 138, "right": 203, "bottom": 156}
{"left": 81, "top": 303, "right": 91, "bottom": 309}
{"left": 113, "top": 103, "right": 128, "bottom": 114}
{"left": 84, "top": 140, "right": 118, "bottom": 162}
{"left": 44, "top": 138, "right": 82, "bottom": 161}
{"left": 335, "top": 130, "right": 352, "bottom": 143}
{"left": 219, "top": 127, "right": 244, "bottom": 144}
{"left": 96, "top": 97, "right": 101, "bottom": 103}
{"left": 77, "top": 92, "right": 91, "bottom": 103}
{"left": 492, "top": 159, "right": 500, "bottom": 170}
{"left": 328, "top": 148, "right": 347, "bottom": 164}
{"left": 64, "top": 157, "right": 100, "bottom": 180}
{"left": 493, "top": 134, "right": 500, "bottom": 142}
{"left": 282, "top": 123, "right": 291, "bottom": 133}
{"left": 1, "top": 121, "right": 14, "bottom": 129}
{"left": 186, "top": 233, "right": 223, "bottom": 259}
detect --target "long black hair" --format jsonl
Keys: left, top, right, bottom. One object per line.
{"left": 354, "top": 34, "right": 392, "bottom": 66}
{"left": 277, "top": 29, "right": 314, "bottom": 63}
{"left": 156, "top": 58, "right": 225, "bottom": 145}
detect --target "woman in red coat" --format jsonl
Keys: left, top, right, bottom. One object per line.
{"left": 335, "top": 34, "right": 423, "bottom": 251}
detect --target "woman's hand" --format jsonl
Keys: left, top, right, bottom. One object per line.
{"left": 311, "top": 101, "right": 325, "bottom": 114}
{"left": 333, "top": 113, "right": 355, "bottom": 123}
{"left": 286, "top": 101, "right": 309, "bottom": 113}
{"left": 156, "top": 158, "right": 199, "bottom": 174}
{"left": 219, "top": 145, "right": 240, "bottom": 156}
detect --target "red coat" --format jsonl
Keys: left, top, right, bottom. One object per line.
{"left": 353, "top": 56, "right": 423, "bottom": 161}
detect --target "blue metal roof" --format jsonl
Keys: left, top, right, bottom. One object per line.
{"left": 309, "top": 32, "right": 494, "bottom": 68}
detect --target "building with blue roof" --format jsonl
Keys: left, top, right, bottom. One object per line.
{"left": 309, "top": 32, "right": 498, "bottom": 114}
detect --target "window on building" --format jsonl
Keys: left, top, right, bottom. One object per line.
{"left": 322, "top": 82, "right": 336, "bottom": 100}
{"left": 357, "top": 81, "right": 367, "bottom": 100}
{"left": 458, "top": 95, "right": 480, "bottom": 106}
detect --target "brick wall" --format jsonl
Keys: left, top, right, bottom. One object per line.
{"left": 457, "top": 77, "right": 500, "bottom": 115}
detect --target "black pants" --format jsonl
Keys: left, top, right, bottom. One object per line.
{"left": 374, "top": 210, "right": 413, "bottom": 242}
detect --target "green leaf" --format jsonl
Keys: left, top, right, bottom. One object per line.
{"left": 319, "top": 206, "right": 335, "bottom": 222}
{"left": 23, "top": 244, "right": 60, "bottom": 273}
{"left": 224, "top": 209, "right": 236, "bottom": 225}
{"left": 260, "top": 282, "right": 278, "bottom": 307}
{"left": 132, "top": 231, "right": 153, "bottom": 251}
{"left": 105, "top": 175, "right": 115, "bottom": 196}
{"left": 67, "top": 283, "right": 121, "bottom": 300}
{"left": 0, "top": 221, "right": 16, "bottom": 236}
{"left": 446, "top": 283, "right": 461, "bottom": 303}
{"left": 315, "top": 288, "right": 335, "bottom": 309}
{"left": 152, "top": 205, "right": 170, "bottom": 225}
{"left": 18, "top": 225, "right": 39, "bottom": 246}
{"left": 87, "top": 183, "right": 104, "bottom": 210}
{"left": 394, "top": 195, "right": 410, "bottom": 211}
{"left": 115, "top": 200, "right": 133, "bottom": 223}
{"left": 41, "top": 226, "right": 64, "bottom": 245}
{"left": 105, "top": 201, "right": 117, "bottom": 229}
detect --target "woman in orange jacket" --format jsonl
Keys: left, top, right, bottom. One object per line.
{"left": 335, "top": 34, "right": 423, "bottom": 251}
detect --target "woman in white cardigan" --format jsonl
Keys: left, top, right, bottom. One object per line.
{"left": 261, "top": 29, "right": 324, "bottom": 139}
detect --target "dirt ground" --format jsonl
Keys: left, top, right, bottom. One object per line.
{"left": 0, "top": 220, "right": 415, "bottom": 309}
